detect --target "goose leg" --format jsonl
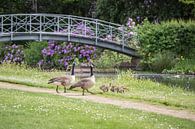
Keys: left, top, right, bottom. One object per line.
{"left": 64, "top": 86, "right": 66, "bottom": 93}
{"left": 86, "top": 89, "right": 94, "bottom": 94}
{"left": 56, "top": 86, "right": 59, "bottom": 93}
{"left": 82, "top": 89, "right": 85, "bottom": 96}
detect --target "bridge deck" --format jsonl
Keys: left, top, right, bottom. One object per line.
{"left": 0, "top": 14, "right": 139, "bottom": 57}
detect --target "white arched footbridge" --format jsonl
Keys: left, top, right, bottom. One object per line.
{"left": 0, "top": 14, "right": 140, "bottom": 57}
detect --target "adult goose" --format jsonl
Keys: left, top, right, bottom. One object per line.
{"left": 69, "top": 63, "right": 95, "bottom": 96}
{"left": 48, "top": 62, "right": 76, "bottom": 93}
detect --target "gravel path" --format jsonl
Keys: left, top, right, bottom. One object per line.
{"left": 0, "top": 81, "right": 195, "bottom": 121}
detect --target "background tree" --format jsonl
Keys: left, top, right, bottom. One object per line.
{"left": 96, "top": 0, "right": 195, "bottom": 24}
{"left": 0, "top": 0, "right": 92, "bottom": 16}
{"left": 180, "top": 0, "right": 195, "bottom": 16}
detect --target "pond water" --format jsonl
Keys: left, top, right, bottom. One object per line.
{"left": 133, "top": 74, "right": 195, "bottom": 92}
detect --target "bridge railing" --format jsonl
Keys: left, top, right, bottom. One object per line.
{"left": 0, "top": 14, "right": 131, "bottom": 47}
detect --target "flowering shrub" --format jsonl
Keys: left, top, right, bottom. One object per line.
{"left": 0, "top": 19, "right": 137, "bottom": 69}
{"left": 38, "top": 41, "right": 96, "bottom": 69}
{"left": 1, "top": 44, "right": 24, "bottom": 64}
{"left": 72, "top": 22, "right": 95, "bottom": 37}
{"left": 125, "top": 18, "right": 139, "bottom": 49}
{"left": 126, "top": 18, "right": 136, "bottom": 37}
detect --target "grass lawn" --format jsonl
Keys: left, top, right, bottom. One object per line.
{"left": 0, "top": 63, "right": 195, "bottom": 112}
{"left": 0, "top": 89, "right": 195, "bottom": 129}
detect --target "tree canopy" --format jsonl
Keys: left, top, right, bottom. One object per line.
{"left": 0, "top": 0, "right": 194, "bottom": 23}
{"left": 96, "top": 0, "right": 195, "bottom": 24}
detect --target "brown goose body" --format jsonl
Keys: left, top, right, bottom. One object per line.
{"left": 70, "top": 75, "right": 95, "bottom": 89}
{"left": 48, "top": 75, "right": 75, "bottom": 93}
{"left": 48, "top": 76, "right": 75, "bottom": 86}
{"left": 69, "top": 63, "right": 95, "bottom": 95}
{"left": 48, "top": 62, "right": 75, "bottom": 93}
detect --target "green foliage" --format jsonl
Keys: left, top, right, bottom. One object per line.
{"left": 148, "top": 51, "right": 177, "bottom": 73}
{"left": 0, "top": 43, "right": 12, "bottom": 62}
{"left": 137, "top": 19, "right": 195, "bottom": 72}
{"left": 0, "top": 0, "right": 92, "bottom": 16}
{"left": 164, "top": 58, "right": 195, "bottom": 74}
{"left": 24, "top": 41, "right": 48, "bottom": 67}
{"left": 94, "top": 50, "right": 131, "bottom": 69}
{"left": 180, "top": 0, "right": 195, "bottom": 4}
{"left": 0, "top": 0, "right": 194, "bottom": 24}
{"left": 0, "top": 44, "right": 5, "bottom": 61}
{"left": 96, "top": 0, "right": 195, "bottom": 24}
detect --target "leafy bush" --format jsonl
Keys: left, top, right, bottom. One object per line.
{"left": 0, "top": 43, "right": 6, "bottom": 61}
{"left": 24, "top": 41, "right": 48, "bottom": 67}
{"left": 149, "top": 51, "right": 177, "bottom": 73}
{"left": 94, "top": 50, "right": 131, "bottom": 69}
{"left": 96, "top": 0, "right": 194, "bottom": 24}
{"left": 39, "top": 41, "right": 96, "bottom": 70}
{"left": 163, "top": 58, "right": 195, "bottom": 74}
{"left": 138, "top": 19, "right": 195, "bottom": 57}
{"left": 0, "top": 44, "right": 24, "bottom": 64}
{"left": 137, "top": 19, "right": 195, "bottom": 72}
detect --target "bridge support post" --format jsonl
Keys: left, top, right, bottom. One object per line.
{"left": 68, "top": 15, "right": 71, "bottom": 41}
{"left": 1, "top": 16, "right": 3, "bottom": 34}
{"left": 11, "top": 15, "right": 13, "bottom": 40}
{"left": 39, "top": 15, "right": 42, "bottom": 41}
{"left": 95, "top": 19, "right": 98, "bottom": 45}
{"left": 122, "top": 25, "right": 125, "bottom": 51}
{"left": 57, "top": 16, "right": 60, "bottom": 32}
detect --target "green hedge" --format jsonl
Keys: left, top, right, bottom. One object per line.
{"left": 24, "top": 42, "right": 48, "bottom": 67}
{"left": 137, "top": 19, "right": 195, "bottom": 72}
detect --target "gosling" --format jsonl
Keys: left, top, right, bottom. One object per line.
{"left": 116, "top": 86, "right": 129, "bottom": 93}
{"left": 100, "top": 83, "right": 111, "bottom": 93}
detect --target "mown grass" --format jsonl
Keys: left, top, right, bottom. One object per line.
{"left": 0, "top": 63, "right": 195, "bottom": 112}
{"left": 0, "top": 89, "right": 195, "bottom": 129}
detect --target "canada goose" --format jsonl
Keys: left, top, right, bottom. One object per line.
{"left": 116, "top": 86, "right": 129, "bottom": 93}
{"left": 69, "top": 63, "right": 95, "bottom": 96}
{"left": 48, "top": 62, "right": 76, "bottom": 93}
{"left": 110, "top": 85, "right": 117, "bottom": 92}
{"left": 100, "top": 83, "right": 111, "bottom": 93}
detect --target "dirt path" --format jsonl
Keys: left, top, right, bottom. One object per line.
{"left": 0, "top": 82, "right": 195, "bottom": 121}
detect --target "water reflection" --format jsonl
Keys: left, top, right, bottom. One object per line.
{"left": 134, "top": 74, "right": 195, "bottom": 91}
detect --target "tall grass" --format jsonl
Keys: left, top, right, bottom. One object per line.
{"left": 165, "top": 58, "right": 195, "bottom": 74}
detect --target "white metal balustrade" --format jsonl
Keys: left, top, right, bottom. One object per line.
{"left": 0, "top": 14, "right": 139, "bottom": 57}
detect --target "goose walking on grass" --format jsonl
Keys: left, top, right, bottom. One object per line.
{"left": 69, "top": 63, "right": 95, "bottom": 96}
{"left": 48, "top": 62, "right": 76, "bottom": 93}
